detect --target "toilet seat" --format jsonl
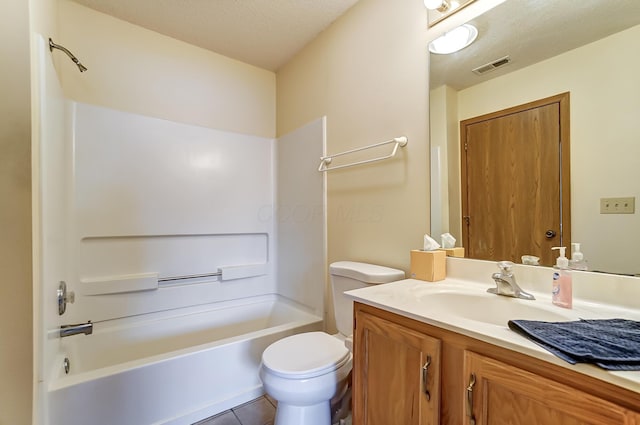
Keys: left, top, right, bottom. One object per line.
{"left": 262, "top": 332, "right": 351, "bottom": 379}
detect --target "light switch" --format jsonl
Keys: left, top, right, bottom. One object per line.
{"left": 600, "top": 197, "right": 635, "bottom": 214}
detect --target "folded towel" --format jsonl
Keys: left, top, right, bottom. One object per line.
{"left": 508, "top": 318, "right": 640, "bottom": 370}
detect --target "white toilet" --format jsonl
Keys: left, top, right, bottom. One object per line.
{"left": 259, "top": 261, "right": 405, "bottom": 425}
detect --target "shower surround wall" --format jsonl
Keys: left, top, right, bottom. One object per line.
{"left": 66, "top": 101, "right": 277, "bottom": 323}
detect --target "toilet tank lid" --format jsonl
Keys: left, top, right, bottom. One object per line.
{"left": 329, "top": 261, "right": 405, "bottom": 284}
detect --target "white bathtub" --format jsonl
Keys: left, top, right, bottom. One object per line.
{"left": 47, "top": 295, "right": 323, "bottom": 425}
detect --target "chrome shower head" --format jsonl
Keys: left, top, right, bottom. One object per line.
{"left": 49, "top": 38, "right": 88, "bottom": 73}
{"left": 74, "top": 59, "right": 88, "bottom": 73}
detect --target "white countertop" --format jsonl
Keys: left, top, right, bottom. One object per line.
{"left": 345, "top": 259, "right": 640, "bottom": 394}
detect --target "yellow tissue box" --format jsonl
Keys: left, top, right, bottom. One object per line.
{"left": 440, "top": 247, "right": 465, "bottom": 258}
{"left": 410, "top": 249, "right": 446, "bottom": 282}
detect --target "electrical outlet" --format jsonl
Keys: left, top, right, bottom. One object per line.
{"left": 600, "top": 197, "right": 635, "bottom": 214}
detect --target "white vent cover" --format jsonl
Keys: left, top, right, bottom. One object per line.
{"left": 472, "top": 55, "right": 511, "bottom": 75}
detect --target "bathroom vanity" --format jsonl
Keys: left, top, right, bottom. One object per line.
{"left": 347, "top": 260, "right": 640, "bottom": 425}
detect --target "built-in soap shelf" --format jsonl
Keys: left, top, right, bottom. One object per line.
{"left": 80, "top": 263, "right": 268, "bottom": 296}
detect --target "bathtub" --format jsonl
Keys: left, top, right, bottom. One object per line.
{"left": 47, "top": 294, "right": 323, "bottom": 425}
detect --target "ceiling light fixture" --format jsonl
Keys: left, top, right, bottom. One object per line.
{"left": 424, "top": 0, "right": 462, "bottom": 13}
{"left": 428, "top": 24, "right": 478, "bottom": 55}
{"left": 424, "top": 0, "right": 451, "bottom": 12}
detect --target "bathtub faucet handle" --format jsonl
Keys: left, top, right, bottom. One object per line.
{"left": 57, "top": 281, "right": 75, "bottom": 315}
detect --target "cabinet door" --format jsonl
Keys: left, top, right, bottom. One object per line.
{"left": 464, "top": 351, "right": 634, "bottom": 425}
{"left": 628, "top": 412, "right": 640, "bottom": 425}
{"left": 353, "top": 309, "right": 441, "bottom": 425}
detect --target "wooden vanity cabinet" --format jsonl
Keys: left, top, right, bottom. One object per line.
{"left": 352, "top": 302, "right": 640, "bottom": 425}
{"left": 352, "top": 308, "right": 441, "bottom": 424}
{"left": 465, "top": 352, "right": 634, "bottom": 425}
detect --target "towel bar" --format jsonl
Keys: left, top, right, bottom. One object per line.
{"left": 318, "top": 136, "right": 408, "bottom": 172}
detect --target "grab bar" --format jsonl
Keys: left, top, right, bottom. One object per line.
{"left": 79, "top": 264, "right": 269, "bottom": 295}
{"left": 158, "top": 272, "right": 221, "bottom": 282}
{"left": 159, "top": 264, "right": 268, "bottom": 283}
{"left": 60, "top": 321, "right": 93, "bottom": 338}
{"left": 318, "top": 136, "right": 408, "bottom": 172}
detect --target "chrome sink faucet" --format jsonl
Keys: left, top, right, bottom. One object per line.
{"left": 488, "top": 261, "right": 535, "bottom": 300}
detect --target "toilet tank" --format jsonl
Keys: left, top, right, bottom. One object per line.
{"left": 330, "top": 261, "right": 405, "bottom": 337}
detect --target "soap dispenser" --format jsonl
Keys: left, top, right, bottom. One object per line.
{"left": 569, "top": 242, "right": 588, "bottom": 271}
{"left": 551, "top": 246, "right": 572, "bottom": 309}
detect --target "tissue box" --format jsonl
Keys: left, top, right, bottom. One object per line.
{"left": 440, "top": 247, "right": 465, "bottom": 258}
{"left": 410, "top": 250, "right": 446, "bottom": 282}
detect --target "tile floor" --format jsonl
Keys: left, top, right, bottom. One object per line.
{"left": 193, "top": 396, "right": 276, "bottom": 425}
{"left": 193, "top": 395, "right": 353, "bottom": 425}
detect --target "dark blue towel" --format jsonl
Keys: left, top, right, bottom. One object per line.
{"left": 508, "top": 318, "right": 640, "bottom": 371}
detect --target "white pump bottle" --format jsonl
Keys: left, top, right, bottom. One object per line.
{"left": 569, "top": 242, "right": 588, "bottom": 271}
{"left": 551, "top": 246, "right": 572, "bottom": 309}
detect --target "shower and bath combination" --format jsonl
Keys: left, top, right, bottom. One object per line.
{"left": 48, "top": 38, "right": 87, "bottom": 72}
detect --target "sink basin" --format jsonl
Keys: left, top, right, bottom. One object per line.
{"left": 417, "top": 290, "right": 576, "bottom": 327}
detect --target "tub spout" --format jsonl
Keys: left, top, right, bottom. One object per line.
{"left": 60, "top": 321, "right": 93, "bottom": 338}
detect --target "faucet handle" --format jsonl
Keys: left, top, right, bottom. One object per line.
{"left": 496, "top": 261, "right": 515, "bottom": 274}
{"left": 57, "top": 281, "right": 75, "bottom": 316}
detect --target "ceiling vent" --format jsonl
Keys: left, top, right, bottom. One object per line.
{"left": 472, "top": 55, "right": 511, "bottom": 75}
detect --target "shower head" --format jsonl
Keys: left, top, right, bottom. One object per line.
{"left": 49, "top": 38, "right": 88, "bottom": 73}
{"left": 74, "top": 59, "right": 88, "bottom": 73}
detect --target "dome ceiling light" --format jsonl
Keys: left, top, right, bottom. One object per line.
{"left": 428, "top": 24, "right": 478, "bottom": 55}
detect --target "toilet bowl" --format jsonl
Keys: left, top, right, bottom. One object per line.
{"left": 260, "top": 332, "right": 352, "bottom": 425}
{"left": 259, "top": 261, "right": 405, "bottom": 425}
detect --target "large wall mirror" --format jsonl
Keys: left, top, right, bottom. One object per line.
{"left": 429, "top": 0, "right": 640, "bottom": 275}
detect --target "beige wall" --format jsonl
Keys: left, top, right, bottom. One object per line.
{"left": 277, "top": 0, "right": 431, "bottom": 278}
{"left": 436, "top": 25, "right": 640, "bottom": 274}
{"left": 57, "top": 0, "right": 276, "bottom": 138}
{"left": 0, "top": 0, "right": 32, "bottom": 423}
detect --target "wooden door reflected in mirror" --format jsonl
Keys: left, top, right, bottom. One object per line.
{"left": 461, "top": 93, "right": 569, "bottom": 266}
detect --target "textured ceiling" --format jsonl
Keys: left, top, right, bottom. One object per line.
{"left": 431, "top": 0, "right": 640, "bottom": 90}
{"left": 68, "top": 0, "right": 640, "bottom": 82}
{"left": 70, "top": 0, "right": 360, "bottom": 71}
